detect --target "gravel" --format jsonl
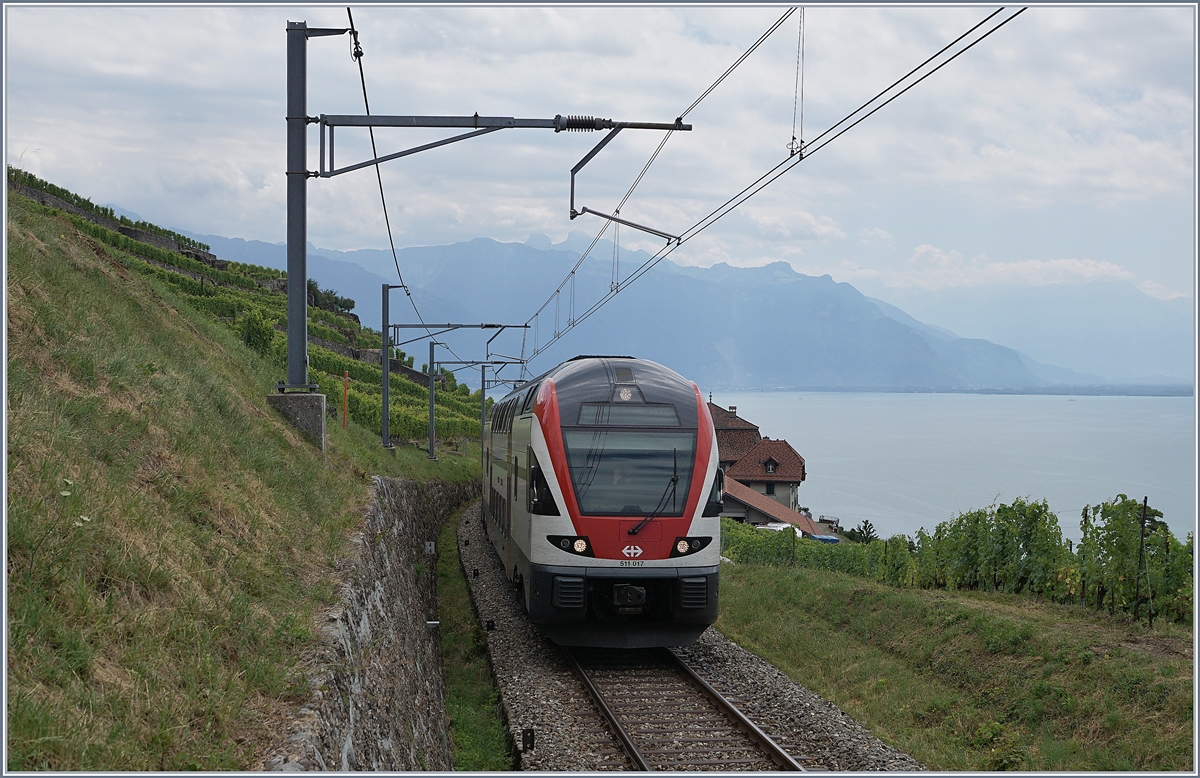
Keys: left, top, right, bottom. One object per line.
{"left": 457, "top": 502, "right": 925, "bottom": 771}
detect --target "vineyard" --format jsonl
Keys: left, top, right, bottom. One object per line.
{"left": 7, "top": 168, "right": 487, "bottom": 444}
{"left": 722, "top": 495, "right": 1193, "bottom": 623}
{"left": 7, "top": 166, "right": 212, "bottom": 252}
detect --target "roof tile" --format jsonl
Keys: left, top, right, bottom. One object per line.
{"left": 707, "top": 402, "right": 760, "bottom": 431}
{"left": 724, "top": 438, "right": 806, "bottom": 482}
{"left": 723, "top": 478, "right": 823, "bottom": 537}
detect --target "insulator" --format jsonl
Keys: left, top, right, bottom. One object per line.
{"left": 565, "top": 115, "right": 595, "bottom": 131}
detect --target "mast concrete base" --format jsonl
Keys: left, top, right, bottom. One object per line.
{"left": 267, "top": 393, "right": 327, "bottom": 451}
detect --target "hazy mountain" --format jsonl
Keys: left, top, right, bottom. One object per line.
{"left": 871, "top": 282, "right": 1193, "bottom": 384}
{"left": 176, "top": 228, "right": 1191, "bottom": 393}
{"left": 866, "top": 296, "right": 1107, "bottom": 385}
{"left": 180, "top": 232, "right": 470, "bottom": 327}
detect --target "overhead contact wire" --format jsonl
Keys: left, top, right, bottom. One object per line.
{"left": 522, "top": 8, "right": 797, "bottom": 359}
{"left": 682, "top": 7, "right": 1028, "bottom": 244}
{"left": 347, "top": 7, "right": 465, "bottom": 365}
{"left": 532, "top": 7, "right": 1027, "bottom": 357}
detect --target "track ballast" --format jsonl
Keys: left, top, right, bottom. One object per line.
{"left": 456, "top": 502, "right": 925, "bottom": 772}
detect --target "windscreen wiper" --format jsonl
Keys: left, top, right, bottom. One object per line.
{"left": 628, "top": 449, "right": 678, "bottom": 536}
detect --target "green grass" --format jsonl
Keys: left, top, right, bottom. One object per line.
{"left": 436, "top": 511, "right": 514, "bottom": 770}
{"left": 6, "top": 193, "right": 480, "bottom": 769}
{"left": 718, "top": 562, "right": 1193, "bottom": 771}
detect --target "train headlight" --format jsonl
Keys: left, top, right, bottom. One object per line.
{"left": 547, "top": 535, "right": 595, "bottom": 557}
{"left": 669, "top": 536, "right": 712, "bottom": 558}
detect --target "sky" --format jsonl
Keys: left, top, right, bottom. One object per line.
{"left": 4, "top": 4, "right": 1196, "bottom": 306}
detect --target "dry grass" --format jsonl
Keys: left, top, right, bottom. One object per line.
{"left": 6, "top": 194, "right": 480, "bottom": 769}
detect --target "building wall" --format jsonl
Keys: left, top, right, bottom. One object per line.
{"left": 719, "top": 498, "right": 772, "bottom": 525}
{"left": 741, "top": 480, "right": 800, "bottom": 512}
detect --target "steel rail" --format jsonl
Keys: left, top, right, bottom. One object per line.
{"left": 560, "top": 646, "right": 651, "bottom": 771}
{"left": 665, "top": 647, "right": 806, "bottom": 771}
{"left": 562, "top": 645, "right": 807, "bottom": 771}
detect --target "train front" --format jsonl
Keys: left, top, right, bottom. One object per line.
{"left": 527, "top": 357, "right": 722, "bottom": 648}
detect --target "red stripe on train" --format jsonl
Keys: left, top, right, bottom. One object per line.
{"left": 534, "top": 379, "right": 583, "bottom": 522}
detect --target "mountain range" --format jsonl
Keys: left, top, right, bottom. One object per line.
{"left": 158, "top": 217, "right": 1193, "bottom": 394}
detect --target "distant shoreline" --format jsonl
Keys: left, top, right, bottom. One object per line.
{"left": 713, "top": 385, "right": 1195, "bottom": 397}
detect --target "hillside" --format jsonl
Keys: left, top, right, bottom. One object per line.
{"left": 5, "top": 188, "right": 480, "bottom": 769}
{"left": 9, "top": 168, "right": 488, "bottom": 444}
{"left": 719, "top": 563, "right": 1193, "bottom": 771}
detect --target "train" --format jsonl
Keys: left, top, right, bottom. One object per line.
{"left": 482, "top": 355, "right": 723, "bottom": 648}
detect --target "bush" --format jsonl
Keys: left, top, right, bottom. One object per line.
{"left": 241, "top": 309, "right": 276, "bottom": 355}
{"left": 719, "top": 495, "right": 1192, "bottom": 623}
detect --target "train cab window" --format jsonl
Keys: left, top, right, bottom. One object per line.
{"left": 561, "top": 429, "right": 696, "bottom": 516}
{"left": 702, "top": 468, "right": 724, "bottom": 517}
{"left": 527, "top": 449, "right": 560, "bottom": 516}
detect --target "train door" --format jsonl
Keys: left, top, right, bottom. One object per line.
{"left": 510, "top": 417, "right": 533, "bottom": 574}
{"left": 504, "top": 433, "right": 514, "bottom": 576}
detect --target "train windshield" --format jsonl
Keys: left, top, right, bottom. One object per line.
{"left": 561, "top": 429, "right": 696, "bottom": 516}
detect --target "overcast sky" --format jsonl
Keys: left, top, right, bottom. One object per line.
{"left": 5, "top": 4, "right": 1196, "bottom": 302}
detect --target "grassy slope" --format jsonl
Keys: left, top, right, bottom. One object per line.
{"left": 6, "top": 194, "right": 480, "bottom": 769}
{"left": 719, "top": 563, "right": 1193, "bottom": 771}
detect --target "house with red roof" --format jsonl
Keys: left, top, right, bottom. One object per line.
{"left": 721, "top": 478, "right": 835, "bottom": 540}
{"left": 723, "top": 437, "right": 807, "bottom": 513}
{"left": 706, "top": 401, "right": 761, "bottom": 470}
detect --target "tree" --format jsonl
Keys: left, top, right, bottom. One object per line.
{"left": 845, "top": 519, "right": 878, "bottom": 544}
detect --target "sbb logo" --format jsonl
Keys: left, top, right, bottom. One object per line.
{"left": 622, "top": 545, "right": 643, "bottom": 558}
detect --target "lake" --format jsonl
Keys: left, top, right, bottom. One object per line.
{"left": 712, "top": 391, "right": 1196, "bottom": 542}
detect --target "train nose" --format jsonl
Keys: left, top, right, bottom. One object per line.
{"left": 612, "top": 584, "right": 647, "bottom": 614}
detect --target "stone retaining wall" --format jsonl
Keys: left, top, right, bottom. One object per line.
{"left": 260, "top": 477, "right": 480, "bottom": 771}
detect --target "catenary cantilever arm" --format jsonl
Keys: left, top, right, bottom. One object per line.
{"left": 318, "top": 113, "right": 690, "bottom": 183}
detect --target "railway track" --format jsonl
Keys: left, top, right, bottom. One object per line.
{"left": 562, "top": 645, "right": 809, "bottom": 771}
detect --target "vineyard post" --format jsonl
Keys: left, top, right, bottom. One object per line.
{"left": 480, "top": 364, "right": 487, "bottom": 469}
{"left": 381, "top": 284, "right": 392, "bottom": 448}
{"left": 1146, "top": 562, "right": 1154, "bottom": 629}
{"left": 1135, "top": 496, "right": 1147, "bottom": 621}
{"left": 428, "top": 340, "right": 437, "bottom": 460}
{"left": 342, "top": 370, "right": 348, "bottom": 429}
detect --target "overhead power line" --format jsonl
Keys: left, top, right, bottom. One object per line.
{"left": 519, "top": 6, "right": 1027, "bottom": 365}
{"left": 347, "top": 7, "right": 466, "bottom": 364}
{"left": 519, "top": 7, "right": 799, "bottom": 374}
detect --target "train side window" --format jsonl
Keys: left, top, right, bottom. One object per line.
{"left": 521, "top": 382, "right": 541, "bottom": 414}
{"left": 527, "top": 449, "right": 560, "bottom": 516}
{"left": 496, "top": 399, "right": 510, "bottom": 433}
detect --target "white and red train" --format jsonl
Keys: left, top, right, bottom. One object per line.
{"left": 483, "top": 355, "right": 723, "bottom": 648}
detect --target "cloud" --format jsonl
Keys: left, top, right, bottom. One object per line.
{"left": 744, "top": 209, "right": 845, "bottom": 241}
{"left": 858, "top": 226, "right": 893, "bottom": 244}
{"left": 876, "top": 244, "right": 1136, "bottom": 290}
{"left": 1137, "top": 280, "right": 1193, "bottom": 301}
{"left": 3, "top": 2, "right": 1192, "bottom": 305}
{"left": 840, "top": 242, "right": 1137, "bottom": 291}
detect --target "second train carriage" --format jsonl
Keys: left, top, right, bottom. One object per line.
{"left": 483, "top": 355, "right": 723, "bottom": 648}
